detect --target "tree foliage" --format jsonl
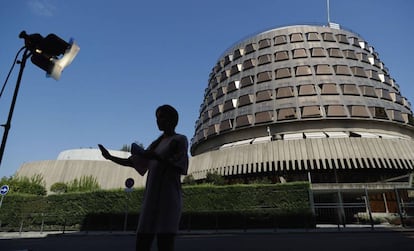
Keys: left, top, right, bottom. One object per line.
{"left": 205, "top": 171, "right": 226, "bottom": 185}
{"left": 182, "top": 174, "right": 196, "bottom": 185}
{"left": 0, "top": 174, "right": 46, "bottom": 196}
{"left": 66, "top": 175, "right": 101, "bottom": 193}
{"left": 50, "top": 182, "right": 68, "bottom": 194}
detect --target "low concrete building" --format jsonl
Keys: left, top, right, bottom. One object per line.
{"left": 16, "top": 149, "right": 146, "bottom": 191}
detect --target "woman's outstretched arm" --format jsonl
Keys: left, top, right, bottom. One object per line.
{"left": 98, "top": 144, "right": 133, "bottom": 167}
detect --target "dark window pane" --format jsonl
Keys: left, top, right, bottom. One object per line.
{"left": 298, "top": 85, "right": 316, "bottom": 96}
{"left": 274, "top": 35, "right": 287, "bottom": 45}
{"left": 255, "top": 111, "right": 273, "bottom": 124}
{"left": 275, "top": 51, "right": 289, "bottom": 61}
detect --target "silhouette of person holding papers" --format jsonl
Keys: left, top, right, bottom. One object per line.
{"left": 98, "top": 104, "right": 188, "bottom": 251}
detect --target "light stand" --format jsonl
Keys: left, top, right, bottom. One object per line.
{"left": 0, "top": 48, "right": 31, "bottom": 167}
{"left": 0, "top": 31, "right": 79, "bottom": 167}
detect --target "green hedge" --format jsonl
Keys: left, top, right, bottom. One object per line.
{"left": 0, "top": 182, "right": 313, "bottom": 231}
{"left": 183, "top": 182, "right": 310, "bottom": 212}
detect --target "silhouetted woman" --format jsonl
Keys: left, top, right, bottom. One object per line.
{"left": 98, "top": 104, "right": 188, "bottom": 251}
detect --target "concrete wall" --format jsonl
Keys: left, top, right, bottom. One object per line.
{"left": 16, "top": 159, "right": 147, "bottom": 191}
{"left": 189, "top": 137, "right": 414, "bottom": 180}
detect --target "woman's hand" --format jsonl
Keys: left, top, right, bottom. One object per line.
{"left": 98, "top": 144, "right": 111, "bottom": 159}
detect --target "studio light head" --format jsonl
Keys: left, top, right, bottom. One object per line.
{"left": 19, "top": 31, "right": 80, "bottom": 80}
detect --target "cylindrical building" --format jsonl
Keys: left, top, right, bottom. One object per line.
{"left": 189, "top": 24, "right": 414, "bottom": 184}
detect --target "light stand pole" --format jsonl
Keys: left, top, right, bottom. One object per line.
{"left": 0, "top": 48, "right": 31, "bottom": 167}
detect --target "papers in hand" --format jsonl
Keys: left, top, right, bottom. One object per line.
{"left": 130, "top": 143, "right": 148, "bottom": 176}
{"left": 131, "top": 143, "right": 145, "bottom": 155}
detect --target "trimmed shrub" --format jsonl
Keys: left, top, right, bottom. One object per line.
{"left": 50, "top": 182, "right": 68, "bottom": 194}
{"left": 0, "top": 183, "right": 313, "bottom": 231}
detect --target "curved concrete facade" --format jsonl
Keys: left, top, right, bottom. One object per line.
{"left": 189, "top": 24, "right": 414, "bottom": 182}
{"left": 16, "top": 149, "right": 146, "bottom": 191}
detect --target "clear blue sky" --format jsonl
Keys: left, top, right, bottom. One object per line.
{"left": 0, "top": 0, "right": 413, "bottom": 178}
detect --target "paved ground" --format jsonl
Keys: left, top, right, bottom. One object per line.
{"left": 1, "top": 228, "right": 414, "bottom": 251}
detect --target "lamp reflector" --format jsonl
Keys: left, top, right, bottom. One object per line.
{"left": 49, "top": 40, "right": 80, "bottom": 80}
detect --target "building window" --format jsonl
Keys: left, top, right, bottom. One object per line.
{"left": 402, "top": 98, "right": 411, "bottom": 109}
{"left": 373, "top": 58, "right": 382, "bottom": 68}
{"left": 333, "top": 65, "right": 351, "bottom": 75}
{"left": 216, "top": 86, "right": 227, "bottom": 98}
{"left": 275, "top": 67, "right": 291, "bottom": 79}
{"left": 255, "top": 111, "right": 273, "bottom": 124}
{"left": 220, "top": 119, "right": 233, "bottom": 132}
{"left": 390, "top": 92, "right": 403, "bottom": 104}
{"left": 276, "top": 86, "right": 294, "bottom": 98}
{"left": 274, "top": 35, "right": 287, "bottom": 45}
{"left": 206, "top": 92, "right": 215, "bottom": 104}
{"left": 301, "top": 106, "right": 322, "bottom": 118}
{"left": 274, "top": 51, "right": 289, "bottom": 61}
{"left": 343, "top": 50, "right": 358, "bottom": 60}
{"left": 240, "top": 75, "right": 255, "bottom": 88}
{"left": 290, "top": 33, "right": 303, "bottom": 42}
{"left": 227, "top": 81, "right": 240, "bottom": 93}
{"left": 238, "top": 94, "right": 254, "bottom": 107}
{"left": 277, "top": 107, "right": 297, "bottom": 120}
{"left": 230, "top": 64, "right": 242, "bottom": 76}
{"left": 233, "top": 48, "right": 244, "bottom": 59}
{"left": 322, "top": 32, "right": 336, "bottom": 42}
{"left": 224, "top": 55, "right": 233, "bottom": 66}
{"left": 242, "top": 58, "right": 257, "bottom": 70}
{"left": 375, "top": 88, "right": 392, "bottom": 101}
{"left": 350, "top": 66, "right": 367, "bottom": 78}
{"left": 220, "top": 70, "right": 229, "bottom": 82}
{"left": 207, "top": 124, "right": 219, "bottom": 136}
{"left": 292, "top": 48, "right": 307, "bottom": 58}
{"left": 336, "top": 34, "right": 349, "bottom": 44}
{"left": 223, "top": 99, "right": 237, "bottom": 112}
{"left": 257, "top": 71, "right": 272, "bottom": 83}
{"left": 315, "top": 64, "right": 332, "bottom": 75}
{"left": 382, "top": 75, "right": 392, "bottom": 86}
{"left": 258, "top": 54, "right": 272, "bottom": 65}
{"left": 197, "top": 130, "right": 206, "bottom": 141}
{"left": 386, "top": 110, "right": 404, "bottom": 122}
{"left": 349, "top": 37, "right": 360, "bottom": 47}
{"left": 298, "top": 84, "right": 316, "bottom": 96}
{"left": 306, "top": 32, "right": 320, "bottom": 41}
{"left": 356, "top": 52, "right": 369, "bottom": 63}
{"left": 369, "top": 106, "right": 389, "bottom": 119}
{"left": 202, "top": 110, "right": 210, "bottom": 122}
{"left": 256, "top": 90, "right": 273, "bottom": 102}
{"left": 212, "top": 104, "right": 223, "bottom": 117}
{"left": 365, "top": 69, "right": 381, "bottom": 81}
{"left": 295, "top": 65, "right": 312, "bottom": 76}
{"left": 341, "top": 84, "right": 360, "bottom": 95}
{"left": 236, "top": 115, "right": 253, "bottom": 127}
{"left": 326, "top": 105, "right": 347, "bottom": 117}
{"left": 378, "top": 73, "right": 385, "bottom": 83}
{"left": 259, "top": 38, "right": 272, "bottom": 49}
{"left": 359, "top": 40, "right": 367, "bottom": 49}
{"left": 350, "top": 105, "right": 370, "bottom": 117}
{"left": 209, "top": 77, "right": 218, "bottom": 89}
{"left": 328, "top": 48, "right": 343, "bottom": 58}
{"left": 245, "top": 43, "right": 258, "bottom": 54}
{"left": 320, "top": 83, "right": 338, "bottom": 95}
{"left": 361, "top": 85, "right": 377, "bottom": 97}
{"left": 311, "top": 47, "right": 326, "bottom": 57}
